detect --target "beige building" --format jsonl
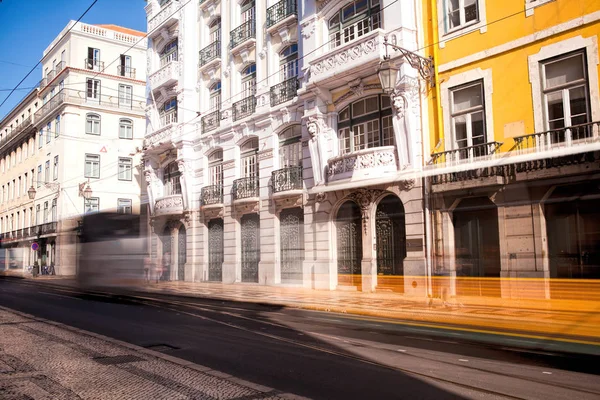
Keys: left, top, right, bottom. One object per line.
{"left": 0, "top": 21, "right": 147, "bottom": 275}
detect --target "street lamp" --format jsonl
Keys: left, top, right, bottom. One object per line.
{"left": 378, "top": 37, "right": 435, "bottom": 90}
{"left": 79, "top": 180, "right": 93, "bottom": 200}
{"left": 27, "top": 182, "right": 60, "bottom": 200}
{"left": 27, "top": 186, "right": 36, "bottom": 200}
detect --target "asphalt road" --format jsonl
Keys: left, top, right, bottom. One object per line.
{"left": 0, "top": 277, "right": 599, "bottom": 400}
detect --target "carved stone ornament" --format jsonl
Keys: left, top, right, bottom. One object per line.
{"left": 177, "top": 160, "right": 187, "bottom": 173}
{"left": 144, "top": 170, "right": 153, "bottom": 183}
{"left": 258, "top": 47, "right": 268, "bottom": 60}
{"left": 398, "top": 179, "right": 416, "bottom": 191}
{"left": 183, "top": 212, "right": 194, "bottom": 228}
{"left": 301, "top": 21, "right": 315, "bottom": 39}
{"left": 155, "top": 195, "right": 183, "bottom": 211}
{"left": 167, "top": 220, "right": 181, "bottom": 231}
{"left": 223, "top": 65, "right": 231, "bottom": 78}
{"left": 327, "top": 148, "right": 397, "bottom": 178}
{"left": 257, "top": 149, "right": 273, "bottom": 161}
{"left": 333, "top": 84, "right": 381, "bottom": 107}
{"left": 315, "top": 192, "right": 327, "bottom": 203}
{"left": 346, "top": 188, "right": 385, "bottom": 234}
{"left": 306, "top": 116, "right": 330, "bottom": 139}
{"left": 349, "top": 79, "right": 364, "bottom": 97}
{"left": 392, "top": 94, "right": 407, "bottom": 120}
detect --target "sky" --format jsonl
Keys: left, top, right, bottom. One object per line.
{"left": 0, "top": 0, "right": 147, "bottom": 121}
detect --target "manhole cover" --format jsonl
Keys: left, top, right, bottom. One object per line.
{"left": 93, "top": 355, "right": 144, "bottom": 365}
{"left": 144, "top": 344, "right": 180, "bottom": 352}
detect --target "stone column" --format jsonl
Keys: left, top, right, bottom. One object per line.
{"left": 169, "top": 221, "right": 179, "bottom": 281}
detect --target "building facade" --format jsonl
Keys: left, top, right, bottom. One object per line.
{"left": 143, "top": 0, "right": 432, "bottom": 294}
{"left": 426, "top": 0, "right": 600, "bottom": 298}
{"left": 0, "top": 21, "right": 147, "bottom": 275}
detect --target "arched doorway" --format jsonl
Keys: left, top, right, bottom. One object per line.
{"left": 336, "top": 201, "right": 362, "bottom": 289}
{"left": 208, "top": 218, "right": 224, "bottom": 282}
{"left": 280, "top": 207, "right": 304, "bottom": 284}
{"left": 241, "top": 214, "right": 260, "bottom": 282}
{"left": 453, "top": 197, "right": 501, "bottom": 297}
{"left": 161, "top": 226, "right": 171, "bottom": 281}
{"left": 178, "top": 225, "right": 186, "bottom": 281}
{"left": 376, "top": 195, "right": 406, "bottom": 292}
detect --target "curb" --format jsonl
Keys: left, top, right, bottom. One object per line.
{"left": 0, "top": 305, "right": 309, "bottom": 399}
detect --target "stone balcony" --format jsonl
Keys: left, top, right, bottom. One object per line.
{"left": 327, "top": 146, "right": 397, "bottom": 182}
{"left": 148, "top": 0, "right": 181, "bottom": 33}
{"left": 154, "top": 194, "right": 184, "bottom": 217}
{"left": 149, "top": 60, "right": 179, "bottom": 90}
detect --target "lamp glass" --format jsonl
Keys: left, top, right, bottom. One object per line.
{"left": 27, "top": 186, "right": 36, "bottom": 200}
{"left": 377, "top": 61, "right": 398, "bottom": 94}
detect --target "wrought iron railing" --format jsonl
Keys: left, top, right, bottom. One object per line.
{"left": 47, "top": 69, "right": 56, "bottom": 82}
{"left": 202, "top": 110, "right": 220, "bottom": 133}
{"left": 270, "top": 77, "right": 298, "bottom": 107}
{"left": 0, "top": 116, "right": 33, "bottom": 148}
{"left": 201, "top": 185, "right": 223, "bottom": 206}
{"left": 230, "top": 20, "right": 255, "bottom": 49}
{"left": 272, "top": 166, "right": 302, "bottom": 193}
{"left": 232, "top": 177, "right": 259, "bottom": 200}
{"left": 84, "top": 58, "right": 104, "bottom": 71}
{"left": 55, "top": 61, "right": 66, "bottom": 74}
{"left": 117, "top": 65, "right": 136, "bottom": 78}
{"left": 39, "top": 222, "right": 57, "bottom": 235}
{"left": 39, "top": 77, "right": 48, "bottom": 89}
{"left": 232, "top": 96, "right": 256, "bottom": 122}
{"left": 267, "top": 0, "right": 297, "bottom": 28}
{"left": 199, "top": 41, "right": 221, "bottom": 67}
{"left": 431, "top": 142, "right": 502, "bottom": 164}
{"left": 514, "top": 121, "right": 600, "bottom": 152}
{"left": 34, "top": 90, "right": 65, "bottom": 122}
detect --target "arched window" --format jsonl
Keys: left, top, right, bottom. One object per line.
{"left": 241, "top": 137, "right": 259, "bottom": 179}
{"left": 338, "top": 94, "right": 393, "bottom": 154}
{"left": 280, "top": 44, "right": 298, "bottom": 81}
{"left": 279, "top": 125, "right": 302, "bottom": 167}
{"left": 328, "top": 0, "right": 380, "bottom": 49}
{"left": 161, "top": 98, "right": 178, "bottom": 126}
{"left": 209, "top": 81, "right": 221, "bottom": 110}
{"left": 241, "top": 0, "right": 255, "bottom": 23}
{"left": 119, "top": 119, "right": 133, "bottom": 139}
{"left": 163, "top": 161, "right": 181, "bottom": 196}
{"left": 160, "top": 39, "right": 178, "bottom": 66}
{"left": 208, "top": 149, "right": 223, "bottom": 186}
{"left": 86, "top": 113, "right": 101, "bottom": 135}
{"left": 242, "top": 63, "right": 257, "bottom": 98}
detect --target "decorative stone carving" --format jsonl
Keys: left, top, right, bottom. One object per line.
{"left": 311, "top": 36, "right": 379, "bottom": 77}
{"left": 257, "top": 149, "right": 273, "bottom": 161}
{"left": 258, "top": 47, "right": 268, "bottom": 60}
{"left": 346, "top": 188, "right": 385, "bottom": 234}
{"left": 398, "top": 179, "right": 416, "bottom": 191}
{"left": 349, "top": 79, "right": 364, "bottom": 97}
{"left": 327, "top": 147, "right": 397, "bottom": 178}
{"left": 144, "top": 124, "right": 175, "bottom": 148}
{"left": 301, "top": 21, "right": 315, "bottom": 39}
{"left": 223, "top": 160, "right": 235, "bottom": 170}
{"left": 392, "top": 94, "right": 407, "bottom": 120}
{"left": 167, "top": 220, "right": 181, "bottom": 231}
{"left": 177, "top": 160, "right": 187, "bottom": 173}
{"left": 315, "top": 192, "right": 327, "bottom": 203}
{"left": 183, "top": 212, "right": 195, "bottom": 228}
{"left": 155, "top": 195, "right": 183, "bottom": 211}
{"left": 333, "top": 84, "right": 380, "bottom": 107}
{"left": 223, "top": 65, "right": 231, "bottom": 78}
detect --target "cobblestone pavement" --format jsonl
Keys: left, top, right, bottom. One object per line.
{"left": 0, "top": 306, "right": 305, "bottom": 400}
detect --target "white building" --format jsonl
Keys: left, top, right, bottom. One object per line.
{"left": 0, "top": 21, "right": 147, "bottom": 275}
{"left": 143, "top": 0, "right": 432, "bottom": 294}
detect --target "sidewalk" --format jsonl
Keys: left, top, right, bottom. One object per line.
{"left": 0, "top": 306, "right": 302, "bottom": 400}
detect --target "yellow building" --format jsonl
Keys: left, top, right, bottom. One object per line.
{"left": 425, "top": 0, "right": 600, "bottom": 298}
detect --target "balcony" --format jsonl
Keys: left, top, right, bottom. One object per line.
{"left": 34, "top": 90, "right": 65, "bottom": 122}
{"left": 201, "top": 184, "right": 223, "bottom": 206}
{"left": 232, "top": 96, "right": 256, "bottom": 122}
{"left": 267, "top": 0, "right": 297, "bottom": 30}
{"left": 514, "top": 121, "right": 600, "bottom": 155}
{"left": 327, "top": 146, "right": 398, "bottom": 182}
{"left": 308, "top": 28, "right": 386, "bottom": 87}
{"left": 270, "top": 77, "right": 298, "bottom": 107}
{"left": 117, "top": 65, "right": 136, "bottom": 78}
{"left": 144, "top": 111, "right": 178, "bottom": 149}
{"left": 154, "top": 194, "right": 184, "bottom": 217}
{"left": 199, "top": 41, "right": 221, "bottom": 69}
{"left": 148, "top": 0, "right": 180, "bottom": 32}
{"left": 202, "top": 110, "right": 220, "bottom": 133}
{"left": 232, "top": 177, "right": 259, "bottom": 201}
{"left": 272, "top": 166, "right": 302, "bottom": 193}
{"left": 47, "top": 69, "right": 56, "bottom": 82}
{"left": 230, "top": 20, "right": 255, "bottom": 52}
{"left": 0, "top": 115, "right": 33, "bottom": 150}
{"left": 431, "top": 142, "right": 503, "bottom": 165}
{"left": 149, "top": 59, "right": 179, "bottom": 89}
{"left": 39, "top": 222, "right": 57, "bottom": 235}
{"left": 55, "top": 61, "right": 66, "bottom": 74}
{"left": 84, "top": 58, "right": 104, "bottom": 72}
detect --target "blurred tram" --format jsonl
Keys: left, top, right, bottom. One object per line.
{"left": 77, "top": 212, "right": 147, "bottom": 289}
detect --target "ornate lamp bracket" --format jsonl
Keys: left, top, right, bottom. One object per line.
{"left": 383, "top": 37, "right": 435, "bottom": 88}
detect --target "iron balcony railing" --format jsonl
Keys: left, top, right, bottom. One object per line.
{"left": 230, "top": 20, "right": 255, "bottom": 49}
{"left": 202, "top": 110, "right": 220, "bottom": 133}
{"left": 267, "top": 0, "right": 297, "bottom": 28}
{"left": 514, "top": 120, "right": 600, "bottom": 152}
{"left": 272, "top": 166, "right": 302, "bottom": 193}
{"left": 201, "top": 184, "right": 223, "bottom": 206}
{"left": 431, "top": 141, "right": 503, "bottom": 164}
{"left": 39, "top": 222, "right": 57, "bottom": 235}
{"left": 34, "top": 90, "right": 65, "bottom": 122}
{"left": 39, "top": 77, "right": 48, "bottom": 89}
{"left": 47, "top": 69, "right": 56, "bottom": 82}
{"left": 232, "top": 96, "right": 256, "bottom": 122}
{"left": 0, "top": 115, "right": 33, "bottom": 148}
{"left": 55, "top": 61, "right": 66, "bottom": 74}
{"left": 270, "top": 77, "right": 298, "bottom": 107}
{"left": 199, "top": 41, "right": 221, "bottom": 67}
{"left": 232, "top": 177, "right": 259, "bottom": 200}
{"left": 117, "top": 65, "right": 136, "bottom": 78}
{"left": 85, "top": 58, "right": 104, "bottom": 71}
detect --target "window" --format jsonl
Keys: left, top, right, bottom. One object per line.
{"left": 119, "top": 119, "right": 133, "bottom": 139}
{"left": 279, "top": 125, "right": 302, "bottom": 167}
{"left": 45, "top": 161, "right": 50, "bottom": 183}
{"left": 37, "top": 165, "right": 42, "bottom": 187}
{"left": 208, "top": 150, "right": 223, "bottom": 186}
{"left": 541, "top": 51, "right": 590, "bottom": 130}
{"left": 55, "top": 115, "right": 60, "bottom": 137}
{"left": 242, "top": 63, "right": 256, "bottom": 98}
{"left": 280, "top": 44, "right": 298, "bottom": 81}
{"left": 241, "top": 0, "right": 255, "bottom": 23}
{"left": 337, "top": 95, "right": 393, "bottom": 154}
{"left": 163, "top": 162, "right": 181, "bottom": 196}
{"left": 86, "top": 78, "right": 101, "bottom": 102}
{"left": 240, "top": 138, "right": 259, "bottom": 179}
{"left": 160, "top": 39, "right": 178, "bottom": 66}
{"left": 51, "top": 199, "right": 57, "bottom": 222}
{"left": 117, "top": 198, "right": 132, "bottom": 214}
{"left": 86, "top": 114, "right": 101, "bottom": 135}
{"left": 118, "top": 84, "right": 133, "bottom": 107}
{"left": 17, "top": 177, "right": 21, "bottom": 198}
{"left": 23, "top": 174, "right": 27, "bottom": 194}
{"left": 450, "top": 81, "right": 486, "bottom": 150}
{"left": 85, "top": 154, "right": 100, "bottom": 178}
{"left": 329, "top": 0, "right": 380, "bottom": 49}
{"left": 209, "top": 18, "right": 221, "bottom": 44}
{"left": 161, "top": 98, "right": 177, "bottom": 126}
{"left": 87, "top": 47, "right": 101, "bottom": 70}
{"left": 119, "top": 54, "right": 132, "bottom": 77}
{"left": 36, "top": 205, "right": 40, "bottom": 225}
{"left": 46, "top": 122, "right": 51, "bottom": 143}
{"left": 445, "top": 0, "right": 479, "bottom": 31}
{"left": 53, "top": 156, "right": 59, "bottom": 180}
{"left": 84, "top": 197, "right": 99, "bottom": 214}
{"left": 209, "top": 81, "right": 222, "bottom": 111}
{"left": 118, "top": 157, "right": 133, "bottom": 181}
{"left": 43, "top": 201, "right": 49, "bottom": 223}
{"left": 38, "top": 130, "right": 43, "bottom": 148}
